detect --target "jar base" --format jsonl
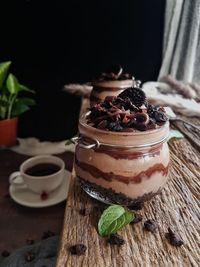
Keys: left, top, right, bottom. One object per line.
{"left": 78, "top": 177, "right": 160, "bottom": 207}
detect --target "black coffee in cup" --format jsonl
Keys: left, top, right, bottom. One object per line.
{"left": 25, "top": 163, "right": 60, "bottom": 177}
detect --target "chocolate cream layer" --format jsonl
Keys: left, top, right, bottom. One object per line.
{"left": 74, "top": 142, "right": 169, "bottom": 199}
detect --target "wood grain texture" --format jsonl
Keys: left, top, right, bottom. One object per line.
{"left": 56, "top": 119, "right": 200, "bottom": 267}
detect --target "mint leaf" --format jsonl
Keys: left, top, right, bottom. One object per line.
{"left": 168, "top": 130, "right": 184, "bottom": 141}
{"left": 98, "top": 205, "right": 134, "bottom": 236}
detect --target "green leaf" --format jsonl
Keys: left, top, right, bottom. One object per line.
{"left": 11, "top": 101, "right": 30, "bottom": 117}
{"left": 0, "top": 61, "right": 11, "bottom": 88}
{"left": 168, "top": 130, "right": 184, "bottom": 141}
{"left": 98, "top": 205, "right": 134, "bottom": 236}
{"left": 18, "top": 97, "right": 36, "bottom": 106}
{"left": 19, "top": 84, "right": 35, "bottom": 94}
{"left": 6, "top": 73, "right": 19, "bottom": 94}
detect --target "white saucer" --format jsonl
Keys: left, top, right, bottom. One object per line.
{"left": 9, "top": 170, "right": 71, "bottom": 208}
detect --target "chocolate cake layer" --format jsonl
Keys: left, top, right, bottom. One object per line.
{"left": 78, "top": 177, "right": 161, "bottom": 206}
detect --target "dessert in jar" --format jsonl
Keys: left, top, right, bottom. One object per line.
{"left": 75, "top": 86, "right": 170, "bottom": 206}
{"left": 90, "top": 65, "right": 138, "bottom": 107}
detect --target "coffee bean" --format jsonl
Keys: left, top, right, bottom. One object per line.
{"left": 144, "top": 219, "right": 158, "bottom": 233}
{"left": 68, "top": 244, "right": 87, "bottom": 255}
{"left": 165, "top": 227, "right": 184, "bottom": 247}
{"left": 107, "top": 234, "right": 125, "bottom": 246}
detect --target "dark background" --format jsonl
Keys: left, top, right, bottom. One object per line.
{"left": 1, "top": 0, "right": 165, "bottom": 140}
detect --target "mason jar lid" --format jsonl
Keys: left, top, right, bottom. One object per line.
{"left": 79, "top": 112, "right": 169, "bottom": 149}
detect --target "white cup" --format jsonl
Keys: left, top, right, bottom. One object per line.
{"left": 9, "top": 155, "right": 65, "bottom": 194}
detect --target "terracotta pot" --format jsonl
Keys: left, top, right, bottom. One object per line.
{"left": 0, "top": 117, "right": 18, "bottom": 147}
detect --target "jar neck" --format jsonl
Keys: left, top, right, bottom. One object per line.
{"left": 79, "top": 116, "right": 169, "bottom": 149}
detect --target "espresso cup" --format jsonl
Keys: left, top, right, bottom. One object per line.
{"left": 9, "top": 155, "right": 65, "bottom": 194}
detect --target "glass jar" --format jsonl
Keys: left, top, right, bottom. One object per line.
{"left": 90, "top": 79, "right": 134, "bottom": 107}
{"left": 74, "top": 114, "right": 170, "bottom": 206}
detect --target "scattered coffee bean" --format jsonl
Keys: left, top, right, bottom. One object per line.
{"left": 24, "top": 251, "right": 35, "bottom": 262}
{"left": 68, "top": 244, "right": 87, "bottom": 256}
{"left": 130, "top": 213, "right": 143, "bottom": 224}
{"left": 40, "top": 191, "right": 48, "bottom": 200}
{"left": 165, "top": 227, "right": 184, "bottom": 247}
{"left": 107, "top": 234, "right": 125, "bottom": 246}
{"left": 79, "top": 208, "right": 91, "bottom": 216}
{"left": 42, "top": 230, "right": 55, "bottom": 239}
{"left": 26, "top": 239, "right": 35, "bottom": 245}
{"left": 144, "top": 219, "right": 158, "bottom": 233}
{"left": 1, "top": 250, "right": 10, "bottom": 257}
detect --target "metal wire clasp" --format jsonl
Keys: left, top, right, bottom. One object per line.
{"left": 71, "top": 136, "right": 100, "bottom": 149}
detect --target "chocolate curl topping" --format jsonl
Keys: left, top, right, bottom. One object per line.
{"left": 97, "top": 64, "right": 134, "bottom": 81}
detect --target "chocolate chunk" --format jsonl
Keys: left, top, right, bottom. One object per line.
{"left": 24, "top": 251, "right": 35, "bottom": 262}
{"left": 79, "top": 208, "right": 91, "bottom": 216}
{"left": 165, "top": 227, "right": 184, "bottom": 247}
{"left": 42, "top": 230, "right": 55, "bottom": 239}
{"left": 107, "top": 234, "right": 125, "bottom": 246}
{"left": 1, "top": 250, "right": 10, "bottom": 257}
{"left": 130, "top": 213, "right": 143, "bottom": 224}
{"left": 152, "top": 110, "right": 168, "bottom": 123}
{"left": 68, "top": 244, "right": 87, "bottom": 255}
{"left": 144, "top": 219, "right": 158, "bottom": 233}
{"left": 26, "top": 239, "right": 35, "bottom": 245}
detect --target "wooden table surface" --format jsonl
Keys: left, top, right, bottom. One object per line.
{"left": 56, "top": 118, "right": 200, "bottom": 267}
{"left": 0, "top": 150, "right": 74, "bottom": 253}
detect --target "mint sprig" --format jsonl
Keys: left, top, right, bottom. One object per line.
{"left": 98, "top": 205, "right": 134, "bottom": 236}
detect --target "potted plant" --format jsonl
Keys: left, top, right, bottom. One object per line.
{"left": 0, "top": 61, "right": 35, "bottom": 147}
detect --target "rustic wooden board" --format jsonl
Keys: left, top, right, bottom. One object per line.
{"left": 56, "top": 99, "right": 200, "bottom": 267}
{"left": 56, "top": 131, "right": 200, "bottom": 267}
